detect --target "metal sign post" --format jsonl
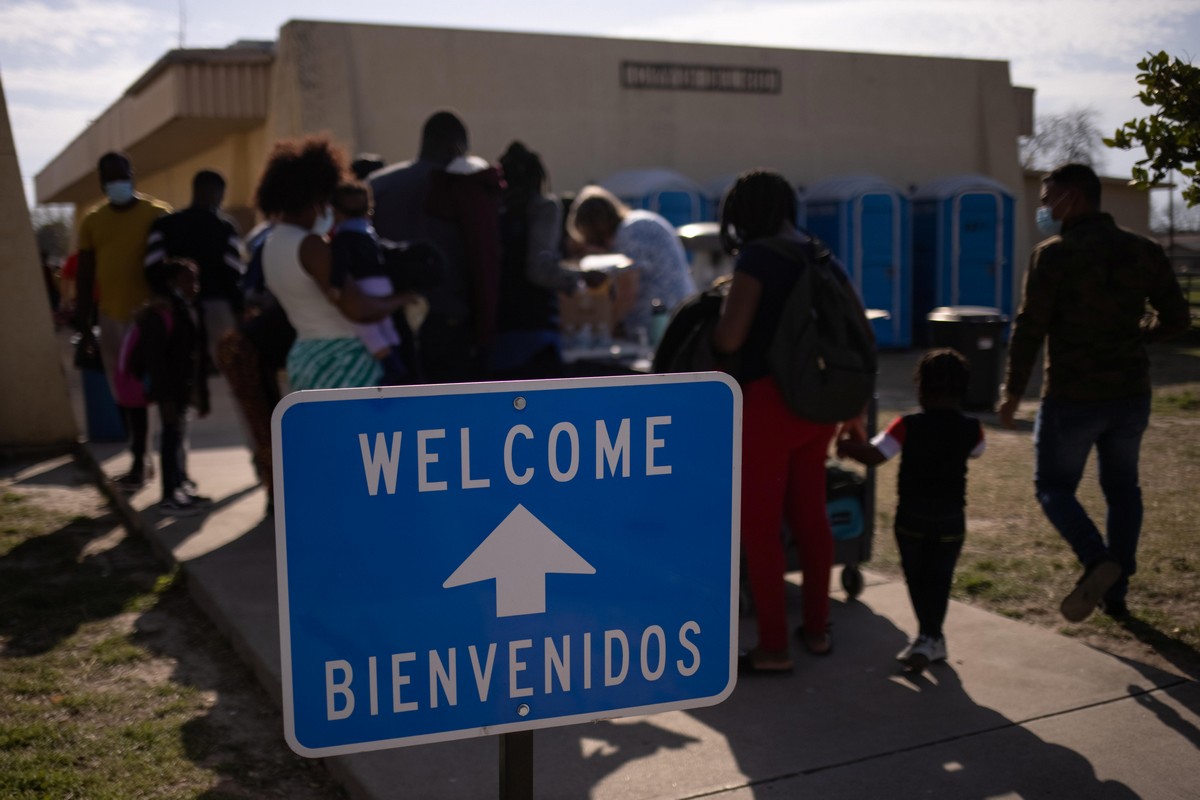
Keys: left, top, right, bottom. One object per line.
{"left": 500, "top": 731, "right": 533, "bottom": 800}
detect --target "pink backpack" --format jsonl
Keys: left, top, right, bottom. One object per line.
{"left": 114, "top": 307, "right": 173, "bottom": 407}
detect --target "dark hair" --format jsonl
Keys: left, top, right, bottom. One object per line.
{"left": 915, "top": 348, "right": 970, "bottom": 402}
{"left": 97, "top": 151, "right": 131, "bottom": 173}
{"left": 419, "top": 110, "right": 468, "bottom": 164}
{"left": 1045, "top": 163, "right": 1101, "bottom": 208}
{"left": 499, "top": 141, "right": 548, "bottom": 207}
{"left": 254, "top": 134, "right": 349, "bottom": 216}
{"left": 332, "top": 180, "right": 372, "bottom": 218}
{"left": 192, "top": 169, "right": 226, "bottom": 193}
{"left": 146, "top": 258, "right": 194, "bottom": 297}
{"left": 719, "top": 170, "right": 798, "bottom": 255}
{"left": 350, "top": 153, "right": 385, "bottom": 180}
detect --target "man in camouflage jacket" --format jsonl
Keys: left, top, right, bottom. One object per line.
{"left": 999, "top": 163, "right": 1190, "bottom": 623}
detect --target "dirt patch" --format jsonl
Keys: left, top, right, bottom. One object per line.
{"left": 868, "top": 338, "right": 1200, "bottom": 680}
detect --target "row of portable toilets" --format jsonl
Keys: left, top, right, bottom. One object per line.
{"left": 599, "top": 169, "right": 1015, "bottom": 349}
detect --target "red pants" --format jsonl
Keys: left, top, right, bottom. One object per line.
{"left": 741, "top": 377, "right": 836, "bottom": 653}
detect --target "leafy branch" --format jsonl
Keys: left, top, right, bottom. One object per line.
{"left": 1105, "top": 51, "right": 1200, "bottom": 207}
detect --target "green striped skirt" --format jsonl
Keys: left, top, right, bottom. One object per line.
{"left": 287, "top": 338, "right": 382, "bottom": 391}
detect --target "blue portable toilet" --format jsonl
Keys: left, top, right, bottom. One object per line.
{"left": 702, "top": 175, "right": 736, "bottom": 222}
{"left": 912, "top": 175, "right": 1015, "bottom": 339}
{"left": 598, "top": 168, "right": 705, "bottom": 228}
{"left": 802, "top": 175, "right": 912, "bottom": 348}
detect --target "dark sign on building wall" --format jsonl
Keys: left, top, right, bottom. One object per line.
{"left": 620, "top": 61, "right": 782, "bottom": 94}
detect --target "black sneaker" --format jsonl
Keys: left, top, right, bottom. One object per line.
{"left": 158, "top": 489, "right": 202, "bottom": 517}
{"left": 158, "top": 496, "right": 200, "bottom": 515}
{"left": 175, "top": 479, "right": 212, "bottom": 505}
{"left": 1061, "top": 559, "right": 1122, "bottom": 622}
{"left": 1101, "top": 599, "right": 1131, "bottom": 621}
{"left": 113, "top": 468, "right": 147, "bottom": 492}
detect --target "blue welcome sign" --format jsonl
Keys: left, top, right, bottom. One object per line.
{"left": 273, "top": 373, "right": 741, "bottom": 757}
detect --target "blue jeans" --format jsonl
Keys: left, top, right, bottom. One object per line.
{"left": 1034, "top": 394, "right": 1151, "bottom": 605}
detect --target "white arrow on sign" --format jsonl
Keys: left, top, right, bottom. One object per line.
{"left": 443, "top": 503, "right": 596, "bottom": 617}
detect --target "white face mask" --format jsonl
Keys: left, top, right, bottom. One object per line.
{"left": 312, "top": 205, "right": 334, "bottom": 236}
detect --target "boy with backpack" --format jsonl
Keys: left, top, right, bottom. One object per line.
{"left": 837, "top": 348, "right": 985, "bottom": 671}
{"left": 118, "top": 258, "right": 210, "bottom": 515}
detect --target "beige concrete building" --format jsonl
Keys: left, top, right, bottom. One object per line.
{"left": 38, "top": 22, "right": 1037, "bottom": 232}
{"left": 35, "top": 19, "right": 1149, "bottom": 297}
{"left": 1, "top": 74, "right": 77, "bottom": 448}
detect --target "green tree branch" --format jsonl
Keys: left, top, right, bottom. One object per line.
{"left": 1104, "top": 51, "right": 1200, "bottom": 207}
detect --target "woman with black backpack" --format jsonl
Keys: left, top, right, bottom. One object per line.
{"left": 713, "top": 170, "right": 870, "bottom": 674}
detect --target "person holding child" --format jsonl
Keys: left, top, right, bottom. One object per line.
{"left": 838, "top": 348, "right": 985, "bottom": 670}
{"left": 256, "top": 135, "right": 416, "bottom": 391}
{"left": 329, "top": 180, "right": 412, "bottom": 385}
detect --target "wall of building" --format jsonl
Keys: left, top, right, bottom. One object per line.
{"left": 271, "top": 22, "right": 1026, "bottom": 195}
{"left": 0, "top": 76, "right": 77, "bottom": 448}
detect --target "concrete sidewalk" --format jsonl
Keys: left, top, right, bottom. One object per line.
{"left": 73, "top": 372, "right": 1199, "bottom": 800}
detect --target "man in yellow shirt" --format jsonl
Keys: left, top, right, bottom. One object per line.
{"left": 75, "top": 151, "right": 171, "bottom": 488}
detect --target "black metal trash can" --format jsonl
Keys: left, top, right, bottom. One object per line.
{"left": 925, "top": 306, "right": 1009, "bottom": 409}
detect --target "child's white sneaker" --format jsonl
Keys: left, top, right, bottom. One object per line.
{"left": 897, "top": 635, "right": 944, "bottom": 671}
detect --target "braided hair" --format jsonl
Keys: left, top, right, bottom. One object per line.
{"left": 719, "top": 169, "right": 798, "bottom": 255}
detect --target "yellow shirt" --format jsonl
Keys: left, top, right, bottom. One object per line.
{"left": 77, "top": 196, "right": 171, "bottom": 322}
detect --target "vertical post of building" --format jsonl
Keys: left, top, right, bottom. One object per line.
{"left": 0, "top": 73, "right": 78, "bottom": 450}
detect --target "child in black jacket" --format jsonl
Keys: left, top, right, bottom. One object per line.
{"left": 838, "top": 349, "right": 985, "bottom": 671}
{"left": 131, "top": 258, "right": 210, "bottom": 514}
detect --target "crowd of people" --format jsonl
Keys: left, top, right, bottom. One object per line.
{"left": 61, "top": 109, "right": 1189, "bottom": 675}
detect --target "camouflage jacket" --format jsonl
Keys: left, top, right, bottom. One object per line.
{"left": 1004, "top": 212, "right": 1189, "bottom": 402}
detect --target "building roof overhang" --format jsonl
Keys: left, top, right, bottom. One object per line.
{"left": 34, "top": 43, "right": 274, "bottom": 206}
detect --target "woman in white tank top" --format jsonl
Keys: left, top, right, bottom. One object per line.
{"left": 255, "top": 136, "right": 414, "bottom": 390}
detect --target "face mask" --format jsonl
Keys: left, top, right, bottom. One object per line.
{"left": 1036, "top": 189, "right": 1072, "bottom": 237}
{"left": 1035, "top": 205, "right": 1061, "bottom": 236}
{"left": 312, "top": 205, "right": 334, "bottom": 236}
{"left": 104, "top": 180, "right": 134, "bottom": 205}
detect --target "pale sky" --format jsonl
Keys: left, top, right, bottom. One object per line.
{"left": 2, "top": 0, "right": 1199, "bottom": 208}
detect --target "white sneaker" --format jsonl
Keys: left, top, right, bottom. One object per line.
{"left": 897, "top": 635, "right": 933, "bottom": 670}
{"left": 158, "top": 488, "right": 202, "bottom": 517}
{"left": 899, "top": 635, "right": 946, "bottom": 671}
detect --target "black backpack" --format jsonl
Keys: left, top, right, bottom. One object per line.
{"left": 760, "top": 236, "right": 876, "bottom": 423}
{"left": 651, "top": 277, "right": 737, "bottom": 376}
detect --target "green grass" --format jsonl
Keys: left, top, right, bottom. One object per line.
{"left": 1153, "top": 388, "right": 1200, "bottom": 412}
{"left": 0, "top": 481, "right": 345, "bottom": 800}
{"left": 867, "top": 341, "right": 1200, "bottom": 675}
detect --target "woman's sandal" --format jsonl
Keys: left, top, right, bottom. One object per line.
{"left": 737, "top": 650, "right": 794, "bottom": 675}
